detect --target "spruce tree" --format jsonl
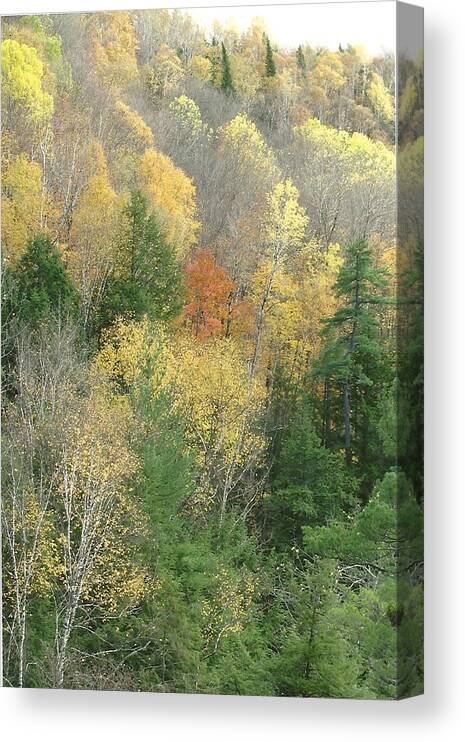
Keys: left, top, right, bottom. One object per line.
{"left": 316, "top": 241, "right": 389, "bottom": 481}
{"left": 9, "top": 234, "right": 78, "bottom": 327}
{"left": 97, "top": 190, "right": 183, "bottom": 332}
{"left": 264, "top": 35, "right": 277, "bottom": 77}
{"left": 296, "top": 45, "right": 306, "bottom": 74}
{"left": 220, "top": 41, "right": 234, "bottom": 93}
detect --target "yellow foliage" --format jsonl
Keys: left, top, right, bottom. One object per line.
{"left": 90, "top": 11, "right": 139, "bottom": 90}
{"left": 1, "top": 154, "right": 55, "bottom": 263}
{"left": 169, "top": 95, "right": 206, "bottom": 138}
{"left": 261, "top": 179, "right": 308, "bottom": 256}
{"left": 1, "top": 39, "right": 54, "bottom": 122}
{"left": 190, "top": 54, "right": 212, "bottom": 82}
{"left": 296, "top": 117, "right": 394, "bottom": 180}
{"left": 115, "top": 100, "right": 154, "bottom": 148}
{"left": 2, "top": 496, "right": 62, "bottom": 604}
{"left": 68, "top": 144, "right": 120, "bottom": 311}
{"left": 221, "top": 113, "right": 278, "bottom": 182}
{"left": 367, "top": 72, "right": 394, "bottom": 124}
{"left": 250, "top": 242, "right": 342, "bottom": 379}
{"left": 149, "top": 42, "right": 184, "bottom": 96}
{"left": 57, "top": 379, "right": 148, "bottom": 614}
{"left": 167, "top": 335, "right": 266, "bottom": 470}
{"left": 95, "top": 316, "right": 172, "bottom": 393}
{"left": 313, "top": 51, "right": 345, "bottom": 93}
{"left": 230, "top": 54, "right": 261, "bottom": 99}
{"left": 138, "top": 148, "right": 199, "bottom": 256}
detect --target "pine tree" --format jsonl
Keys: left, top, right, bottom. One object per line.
{"left": 316, "top": 241, "right": 389, "bottom": 479}
{"left": 220, "top": 42, "right": 234, "bottom": 93}
{"left": 8, "top": 234, "right": 79, "bottom": 327}
{"left": 97, "top": 190, "right": 183, "bottom": 332}
{"left": 264, "top": 35, "right": 277, "bottom": 77}
{"left": 296, "top": 45, "right": 306, "bottom": 75}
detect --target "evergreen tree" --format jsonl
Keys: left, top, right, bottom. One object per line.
{"left": 316, "top": 241, "right": 389, "bottom": 484}
{"left": 267, "top": 402, "right": 357, "bottom": 547}
{"left": 398, "top": 241, "right": 424, "bottom": 497}
{"left": 220, "top": 42, "right": 234, "bottom": 93}
{"left": 264, "top": 34, "right": 277, "bottom": 77}
{"left": 97, "top": 190, "right": 183, "bottom": 332}
{"left": 7, "top": 234, "right": 78, "bottom": 328}
{"left": 296, "top": 45, "right": 306, "bottom": 74}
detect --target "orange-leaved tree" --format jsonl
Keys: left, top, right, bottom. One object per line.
{"left": 183, "top": 249, "right": 239, "bottom": 340}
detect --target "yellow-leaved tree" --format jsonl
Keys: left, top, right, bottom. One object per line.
{"left": 68, "top": 142, "right": 120, "bottom": 326}
{"left": 250, "top": 242, "right": 343, "bottom": 383}
{"left": 115, "top": 100, "right": 155, "bottom": 149}
{"left": 220, "top": 113, "right": 278, "bottom": 185}
{"left": 294, "top": 117, "right": 395, "bottom": 246}
{"left": 1, "top": 39, "right": 54, "bottom": 126}
{"left": 95, "top": 318, "right": 266, "bottom": 525}
{"left": 90, "top": 11, "right": 139, "bottom": 91}
{"left": 53, "top": 376, "right": 148, "bottom": 687}
{"left": 1, "top": 154, "right": 56, "bottom": 263}
{"left": 147, "top": 42, "right": 184, "bottom": 98}
{"left": 249, "top": 179, "right": 308, "bottom": 377}
{"left": 367, "top": 72, "right": 394, "bottom": 126}
{"left": 137, "top": 147, "right": 199, "bottom": 257}
{"left": 167, "top": 335, "right": 266, "bottom": 523}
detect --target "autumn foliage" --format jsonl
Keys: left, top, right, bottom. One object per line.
{"left": 1, "top": 8, "right": 422, "bottom": 698}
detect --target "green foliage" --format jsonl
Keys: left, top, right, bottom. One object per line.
{"left": 316, "top": 241, "right": 391, "bottom": 489}
{"left": 5, "top": 234, "right": 78, "bottom": 328}
{"left": 97, "top": 190, "right": 183, "bottom": 332}
{"left": 267, "top": 403, "right": 357, "bottom": 547}
{"left": 296, "top": 45, "right": 306, "bottom": 74}
{"left": 264, "top": 35, "right": 276, "bottom": 77}
{"left": 220, "top": 42, "right": 234, "bottom": 94}
{"left": 1, "top": 11, "right": 422, "bottom": 699}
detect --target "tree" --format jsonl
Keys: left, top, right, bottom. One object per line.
{"left": 1, "top": 323, "right": 80, "bottom": 687}
{"left": 137, "top": 148, "right": 199, "bottom": 257}
{"left": 367, "top": 72, "right": 394, "bottom": 126}
{"left": 1, "top": 154, "right": 55, "bottom": 264}
{"left": 8, "top": 234, "right": 78, "bottom": 328}
{"left": 296, "top": 45, "right": 306, "bottom": 75}
{"left": 316, "top": 241, "right": 389, "bottom": 477}
{"left": 68, "top": 143, "right": 120, "bottom": 329}
{"left": 264, "top": 34, "right": 276, "bottom": 77}
{"left": 98, "top": 190, "right": 183, "bottom": 331}
{"left": 267, "top": 401, "right": 357, "bottom": 548}
{"left": 303, "top": 469, "right": 423, "bottom": 697}
{"left": 292, "top": 118, "right": 395, "bottom": 247}
{"left": 145, "top": 40, "right": 186, "bottom": 100}
{"left": 165, "top": 336, "right": 267, "bottom": 525}
{"left": 1, "top": 39, "right": 53, "bottom": 125}
{"left": 220, "top": 42, "right": 234, "bottom": 93}
{"left": 52, "top": 379, "right": 147, "bottom": 686}
{"left": 183, "top": 249, "right": 239, "bottom": 340}
{"left": 90, "top": 11, "right": 139, "bottom": 90}
{"left": 249, "top": 180, "right": 308, "bottom": 377}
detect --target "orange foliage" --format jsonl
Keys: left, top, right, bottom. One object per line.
{"left": 183, "top": 250, "right": 249, "bottom": 341}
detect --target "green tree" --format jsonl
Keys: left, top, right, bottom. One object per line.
{"left": 6, "top": 234, "right": 78, "bottom": 328}
{"left": 220, "top": 42, "right": 234, "bottom": 93}
{"left": 264, "top": 35, "right": 276, "bottom": 77}
{"left": 267, "top": 402, "right": 357, "bottom": 547}
{"left": 98, "top": 190, "right": 183, "bottom": 332}
{"left": 316, "top": 241, "right": 389, "bottom": 483}
{"left": 296, "top": 45, "right": 306, "bottom": 75}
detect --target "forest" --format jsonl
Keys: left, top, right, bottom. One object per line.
{"left": 1, "top": 9, "right": 423, "bottom": 697}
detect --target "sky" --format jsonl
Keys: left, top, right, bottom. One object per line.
{"left": 184, "top": 2, "right": 396, "bottom": 56}
{"left": 2, "top": 1, "right": 397, "bottom": 58}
